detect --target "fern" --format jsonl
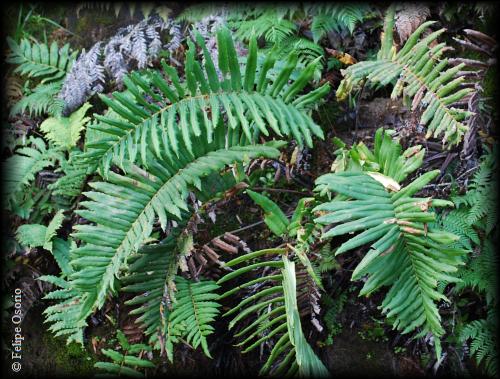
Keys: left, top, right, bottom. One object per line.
{"left": 460, "top": 313, "right": 498, "bottom": 377}
{"left": 460, "top": 146, "right": 498, "bottom": 232}
{"left": 71, "top": 138, "right": 284, "bottom": 317}
{"left": 218, "top": 249, "right": 329, "bottom": 376}
{"left": 95, "top": 330, "right": 155, "bottom": 377}
{"left": 167, "top": 277, "right": 221, "bottom": 358}
{"left": 7, "top": 38, "right": 77, "bottom": 117}
{"left": 6, "top": 38, "right": 76, "bottom": 83}
{"left": 9, "top": 82, "right": 65, "bottom": 118}
{"left": 40, "top": 103, "right": 92, "bottom": 149}
{"left": 307, "top": 3, "right": 371, "bottom": 41}
{"left": 313, "top": 130, "right": 468, "bottom": 358}
{"left": 48, "top": 150, "right": 90, "bottom": 198}
{"left": 337, "top": 19, "right": 474, "bottom": 145}
{"left": 82, "top": 27, "right": 328, "bottom": 174}
{"left": 2, "top": 137, "right": 63, "bottom": 209}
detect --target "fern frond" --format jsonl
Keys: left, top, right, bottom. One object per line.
{"left": 168, "top": 277, "right": 221, "bottom": 358}
{"left": 218, "top": 249, "right": 329, "bottom": 376}
{"left": 6, "top": 38, "right": 77, "bottom": 84}
{"left": 313, "top": 170, "right": 466, "bottom": 357}
{"left": 2, "top": 138, "right": 62, "bottom": 208}
{"left": 460, "top": 315, "right": 498, "bottom": 377}
{"left": 40, "top": 103, "right": 92, "bottom": 149}
{"left": 71, "top": 137, "right": 283, "bottom": 317}
{"left": 95, "top": 330, "right": 155, "bottom": 377}
{"left": 10, "top": 82, "right": 64, "bottom": 118}
{"left": 82, "top": 28, "right": 327, "bottom": 173}
{"left": 337, "top": 20, "right": 474, "bottom": 145}
{"left": 48, "top": 150, "right": 90, "bottom": 198}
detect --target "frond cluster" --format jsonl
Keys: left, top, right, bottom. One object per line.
{"left": 313, "top": 129, "right": 466, "bottom": 358}
{"left": 337, "top": 20, "right": 475, "bottom": 146}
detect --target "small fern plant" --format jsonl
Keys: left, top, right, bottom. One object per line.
{"left": 313, "top": 128, "right": 467, "bottom": 359}
{"left": 6, "top": 37, "right": 77, "bottom": 117}
{"left": 337, "top": 7, "right": 474, "bottom": 146}
{"left": 95, "top": 330, "right": 155, "bottom": 377}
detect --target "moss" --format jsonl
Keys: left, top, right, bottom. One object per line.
{"left": 41, "top": 330, "right": 97, "bottom": 376}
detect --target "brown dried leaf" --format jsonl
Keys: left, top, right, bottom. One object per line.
{"left": 395, "top": 4, "right": 430, "bottom": 44}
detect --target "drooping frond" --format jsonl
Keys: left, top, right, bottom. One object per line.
{"left": 337, "top": 20, "right": 474, "bottom": 146}
{"left": 41, "top": 280, "right": 87, "bottom": 344}
{"left": 167, "top": 277, "right": 221, "bottom": 358}
{"left": 218, "top": 249, "right": 329, "bottom": 377}
{"left": 82, "top": 27, "right": 328, "bottom": 174}
{"left": 313, "top": 170, "right": 466, "bottom": 357}
{"left": 71, "top": 136, "right": 284, "bottom": 317}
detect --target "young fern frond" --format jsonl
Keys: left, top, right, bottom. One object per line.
{"left": 82, "top": 27, "right": 328, "bottom": 173}
{"left": 95, "top": 331, "right": 155, "bottom": 377}
{"left": 337, "top": 20, "right": 474, "bottom": 146}
{"left": 217, "top": 249, "right": 329, "bottom": 377}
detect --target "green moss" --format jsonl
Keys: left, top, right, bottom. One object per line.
{"left": 41, "top": 330, "right": 97, "bottom": 376}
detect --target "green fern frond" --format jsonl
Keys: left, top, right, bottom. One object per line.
{"left": 168, "top": 277, "right": 221, "bottom": 358}
{"left": 308, "top": 3, "right": 370, "bottom": 41}
{"left": 95, "top": 330, "right": 155, "bottom": 377}
{"left": 71, "top": 136, "right": 284, "bottom": 317}
{"left": 460, "top": 315, "right": 498, "bottom": 377}
{"left": 6, "top": 37, "right": 77, "bottom": 84}
{"left": 40, "top": 103, "right": 92, "bottom": 149}
{"left": 48, "top": 150, "right": 90, "bottom": 198}
{"left": 41, "top": 276, "right": 87, "bottom": 345}
{"left": 455, "top": 239, "right": 497, "bottom": 305}
{"left": 2, "top": 138, "right": 63, "bottom": 208}
{"left": 10, "top": 82, "right": 64, "bottom": 118}
{"left": 82, "top": 28, "right": 327, "bottom": 173}
{"left": 313, "top": 170, "right": 466, "bottom": 357}
{"left": 218, "top": 249, "right": 329, "bottom": 376}
{"left": 337, "top": 20, "right": 474, "bottom": 145}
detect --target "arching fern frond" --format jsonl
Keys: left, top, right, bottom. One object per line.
{"left": 83, "top": 27, "right": 327, "bottom": 173}
{"left": 337, "top": 20, "right": 474, "bottom": 146}
{"left": 71, "top": 136, "right": 284, "bottom": 317}
{"left": 218, "top": 249, "right": 329, "bottom": 377}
